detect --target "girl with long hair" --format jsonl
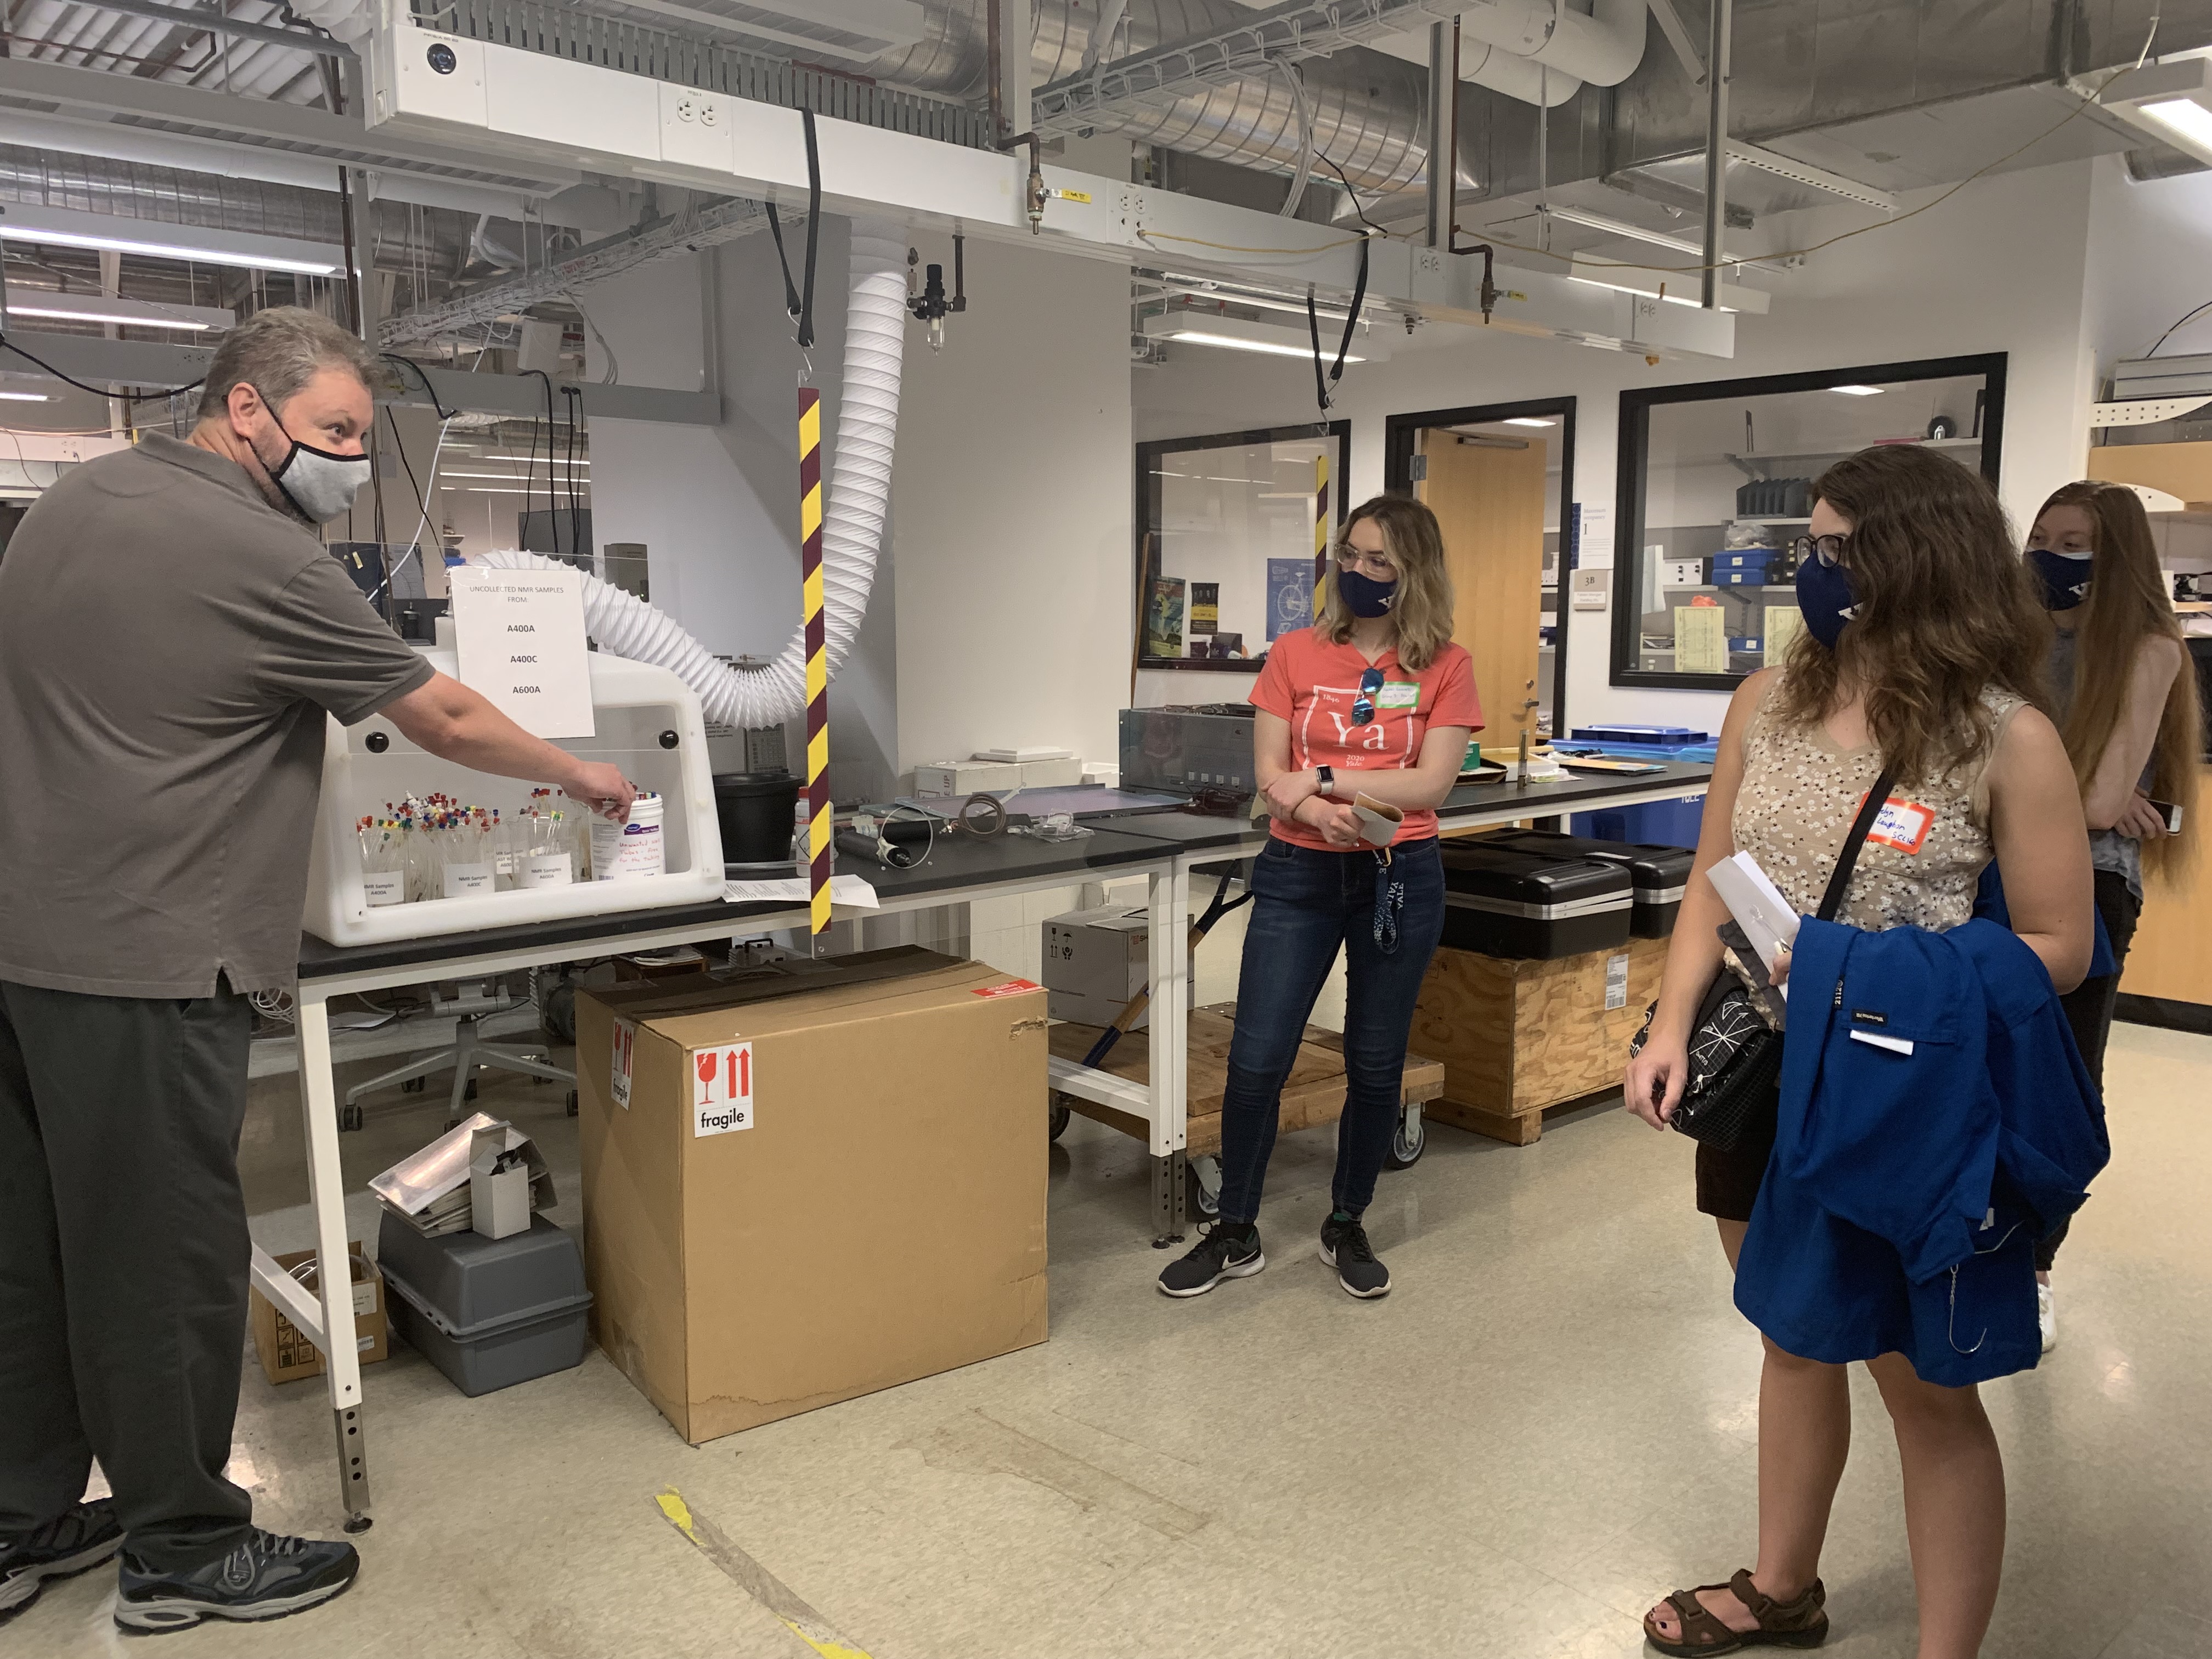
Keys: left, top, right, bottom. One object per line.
{"left": 1157, "top": 495, "right": 1480, "bottom": 1302}
{"left": 2022, "top": 481, "right": 2200, "bottom": 1345}
{"left": 1624, "top": 446, "right": 2093, "bottom": 1657}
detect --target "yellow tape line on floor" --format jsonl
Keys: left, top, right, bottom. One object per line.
{"left": 655, "top": 1489, "right": 875, "bottom": 1659}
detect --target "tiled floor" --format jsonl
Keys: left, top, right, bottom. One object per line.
{"left": 13, "top": 1022, "right": 2210, "bottom": 1658}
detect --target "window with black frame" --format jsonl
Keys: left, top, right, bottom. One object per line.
{"left": 1611, "top": 356, "right": 2006, "bottom": 690}
{"left": 1135, "top": 422, "right": 1350, "bottom": 672}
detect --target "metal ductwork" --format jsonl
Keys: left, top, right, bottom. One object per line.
{"left": 866, "top": 1, "right": 1440, "bottom": 192}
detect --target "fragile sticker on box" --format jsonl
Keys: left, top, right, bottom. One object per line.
{"left": 692, "top": 1041, "right": 753, "bottom": 1136}
{"left": 973, "top": 979, "right": 1041, "bottom": 998}
{"left": 611, "top": 1018, "right": 636, "bottom": 1109}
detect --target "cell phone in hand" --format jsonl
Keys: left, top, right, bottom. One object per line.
{"left": 2149, "top": 798, "right": 2183, "bottom": 835}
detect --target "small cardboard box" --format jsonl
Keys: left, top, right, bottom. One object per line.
{"left": 1040, "top": 905, "right": 1194, "bottom": 1031}
{"left": 1015, "top": 757, "right": 1086, "bottom": 789}
{"left": 250, "top": 1244, "right": 388, "bottom": 1386}
{"left": 577, "top": 947, "right": 1049, "bottom": 1443}
{"left": 469, "top": 1126, "right": 534, "bottom": 1240}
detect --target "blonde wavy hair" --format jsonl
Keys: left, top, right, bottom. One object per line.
{"left": 1319, "top": 494, "right": 1456, "bottom": 671}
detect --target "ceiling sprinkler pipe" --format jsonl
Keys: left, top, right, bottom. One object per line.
{"left": 482, "top": 218, "right": 909, "bottom": 730}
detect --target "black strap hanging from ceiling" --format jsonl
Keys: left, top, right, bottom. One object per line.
{"left": 764, "top": 107, "right": 824, "bottom": 351}
{"left": 1306, "top": 230, "right": 1372, "bottom": 413}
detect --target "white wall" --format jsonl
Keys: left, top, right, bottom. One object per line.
{"left": 1133, "top": 160, "right": 2106, "bottom": 736}
{"left": 890, "top": 230, "right": 1134, "bottom": 772}
{"left": 580, "top": 219, "right": 904, "bottom": 801}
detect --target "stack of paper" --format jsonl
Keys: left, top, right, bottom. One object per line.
{"left": 1705, "top": 850, "right": 1798, "bottom": 979}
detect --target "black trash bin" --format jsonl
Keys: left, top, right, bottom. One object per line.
{"left": 714, "top": 771, "right": 801, "bottom": 865}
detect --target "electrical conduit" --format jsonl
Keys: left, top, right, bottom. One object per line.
{"left": 483, "top": 218, "right": 909, "bottom": 731}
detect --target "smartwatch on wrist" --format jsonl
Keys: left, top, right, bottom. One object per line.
{"left": 1315, "top": 765, "right": 1335, "bottom": 799}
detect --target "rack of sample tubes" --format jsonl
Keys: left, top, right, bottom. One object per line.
{"left": 356, "top": 791, "right": 597, "bottom": 906}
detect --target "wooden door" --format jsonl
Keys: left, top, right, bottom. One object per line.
{"left": 1419, "top": 433, "right": 1548, "bottom": 745}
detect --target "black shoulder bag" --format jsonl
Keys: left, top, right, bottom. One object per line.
{"left": 1629, "top": 766, "right": 1897, "bottom": 1151}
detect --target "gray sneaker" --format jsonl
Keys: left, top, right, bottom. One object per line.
{"left": 1, "top": 1499, "right": 122, "bottom": 1624}
{"left": 114, "top": 1529, "right": 359, "bottom": 1633}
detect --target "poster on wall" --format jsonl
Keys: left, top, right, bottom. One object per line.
{"left": 1674, "top": 603, "right": 1729, "bottom": 673}
{"left": 1266, "top": 558, "right": 1314, "bottom": 641}
{"left": 1145, "top": 576, "right": 1186, "bottom": 658}
{"left": 1190, "top": 582, "right": 1219, "bottom": 635}
{"left": 1764, "top": 605, "right": 1803, "bottom": 663}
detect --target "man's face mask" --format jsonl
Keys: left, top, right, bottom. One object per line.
{"left": 250, "top": 384, "right": 370, "bottom": 523}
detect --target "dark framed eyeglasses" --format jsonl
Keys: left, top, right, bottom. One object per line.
{"left": 1351, "top": 665, "right": 1385, "bottom": 726}
{"left": 1788, "top": 533, "right": 1851, "bottom": 568}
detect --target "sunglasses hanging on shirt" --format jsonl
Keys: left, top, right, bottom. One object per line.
{"left": 1351, "top": 665, "right": 1385, "bottom": 726}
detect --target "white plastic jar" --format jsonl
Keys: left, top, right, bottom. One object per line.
{"left": 591, "top": 792, "right": 665, "bottom": 881}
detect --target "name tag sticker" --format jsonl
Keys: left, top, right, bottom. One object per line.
{"left": 1376, "top": 682, "right": 1420, "bottom": 710}
{"left": 1866, "top": 797, "right": 1934, "bottom": 855}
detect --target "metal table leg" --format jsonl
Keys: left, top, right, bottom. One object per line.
{"left": 1146, "top": 861, "right": 1192, "bottom": 1249}
{"left": 298, "top": 994, "right": 373, "bottom": 1532}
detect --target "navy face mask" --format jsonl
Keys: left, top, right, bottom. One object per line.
{"left": 1337, "top": 567, "right": 1398, "bottom": 618}
{"left": 2028, "top": 549, "right": 2094, "bottom": 612}
{"left": 1795, "top": 554, "right": 1859, "bottom": 650}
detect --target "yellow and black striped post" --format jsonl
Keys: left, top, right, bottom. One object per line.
{"left": 799, "top": 387, "right": 831, "bottom": 938}
{"left": 1311, "top": 452, "right": 1330, "bottom": 620}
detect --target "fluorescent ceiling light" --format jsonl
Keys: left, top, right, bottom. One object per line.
{"left": 1, "top": 292, "right": 232, "bottom": 332}
{"left": 2101, "top": 58, "right": 2212, "bottom": 167}
{"left": 0, "top": 391, "right": 52, "bottom": 401}
{"left": 1502, "top": 416, "right": 1556, "bottom": 427}
{"left": 1566, "top": 259, "right": 1771, "bottom": 315}
{"left": 1831, "top": 384, "right": 1884, "bottom": 396}
{"left": 0, "top": 202, "right": 342, "bottom": 276}
{"left": 1545, "top": 204, "right": 1705, "bottom": 257}
{"left": 1165, "top": 328, "right": 1365, "bottom": 363}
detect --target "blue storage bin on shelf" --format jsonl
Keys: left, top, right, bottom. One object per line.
{"left": 1711, "top": 568, "right": 1773, "bottom": 588}
{"left": 1571, "top": 794, "right": 1707, "bottom": 850}
{"left": 1708, "top": 551, "right": 1776, "bottom": 570}
{"left": 1729, "top": 637, "right": 1763, "bottom": 654}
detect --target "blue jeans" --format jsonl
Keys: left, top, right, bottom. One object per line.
{"left": 1215, "top": 836, "right": 1447, "bottom": 1226}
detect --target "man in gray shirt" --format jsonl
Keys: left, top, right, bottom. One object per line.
{"left": 0, "top": 308, "right": 633, "bottom": 1633}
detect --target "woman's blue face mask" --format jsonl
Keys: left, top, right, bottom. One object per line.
{"left": 1792, "top": 537, "right": 1858, "bottom": 650}
{"left": 2027, "top": 548, "right": 2093, "bottom": 611}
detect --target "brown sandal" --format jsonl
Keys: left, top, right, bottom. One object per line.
{"left": 1643, "top": 1569, "right": 1829, "bottom": 1655}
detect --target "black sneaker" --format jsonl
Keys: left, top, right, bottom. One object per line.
{"left": 114, "top": 1529, "right": 359, "bottom": 1633}
{"left": 1157, "top": 1222, "right": 1265, "bottom": 1297}
{"left": 1, "top": 1499, "right": 123, "bottom": 1623}
{"left": 1319, "top": 1212, "right": 1391, "bottom": 1299}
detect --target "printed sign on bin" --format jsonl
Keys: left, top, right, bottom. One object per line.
{"left": 611, "top": 1018, "right": 637, "bottom": 1109}
{"left": 692, "top": 1041, "right": 754, "bottom": 1137}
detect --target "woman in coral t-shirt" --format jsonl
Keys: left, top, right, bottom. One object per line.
{"left": 1158, "top": 495, "right": 1481, "bottom": 1303}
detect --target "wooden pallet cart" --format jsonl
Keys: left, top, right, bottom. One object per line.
{"left": 1050, "top": 1004, "right": 1448, "bottom": 1218}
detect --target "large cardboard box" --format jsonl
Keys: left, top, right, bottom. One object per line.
{"left": 576, "top": 947, "right": 1049, "bottom": 1443}
{"left": 250, "top": 1243, "right": 388, "bottom": 1386}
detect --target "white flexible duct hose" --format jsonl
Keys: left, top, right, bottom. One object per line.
{"left": 484, "top": 219, "right": 909, "bottom": 732}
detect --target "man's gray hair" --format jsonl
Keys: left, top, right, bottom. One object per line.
{"left": 196, "top": 305, "right": 380, "bottom": 421}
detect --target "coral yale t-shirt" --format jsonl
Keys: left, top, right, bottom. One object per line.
{"left": 1250, "top": 627, "right": 1483, "bottom": 850}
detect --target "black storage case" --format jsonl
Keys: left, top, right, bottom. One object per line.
{"left": 1481, "top": 830, "right": 1694, "bottom": 938}
{"left": 1437, "top": 843, "right": 1632, "bottom": 960}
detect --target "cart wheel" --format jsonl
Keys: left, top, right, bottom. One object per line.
{"left": 338, "top": 1103, "right": 364, "bottom": 1133}
{"left": 1048, "top": 1094, "right": 1071, "bottom": 1142}
{"left": 400, "top": 1077, "right": 425, "bottom": 1094}
{"left": 1384, "top": 1104, "right": 1426, "bottom": 1171}
{"left": 1185, "top": 1155, "right": 1221, "bottom": 1220}
{"left": 566, "top": 1089, "right": 579, "bottom": 1117}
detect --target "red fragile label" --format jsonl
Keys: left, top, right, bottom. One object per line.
{"left": 973, "top": 980, "right": 1041, "bottom": 998}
